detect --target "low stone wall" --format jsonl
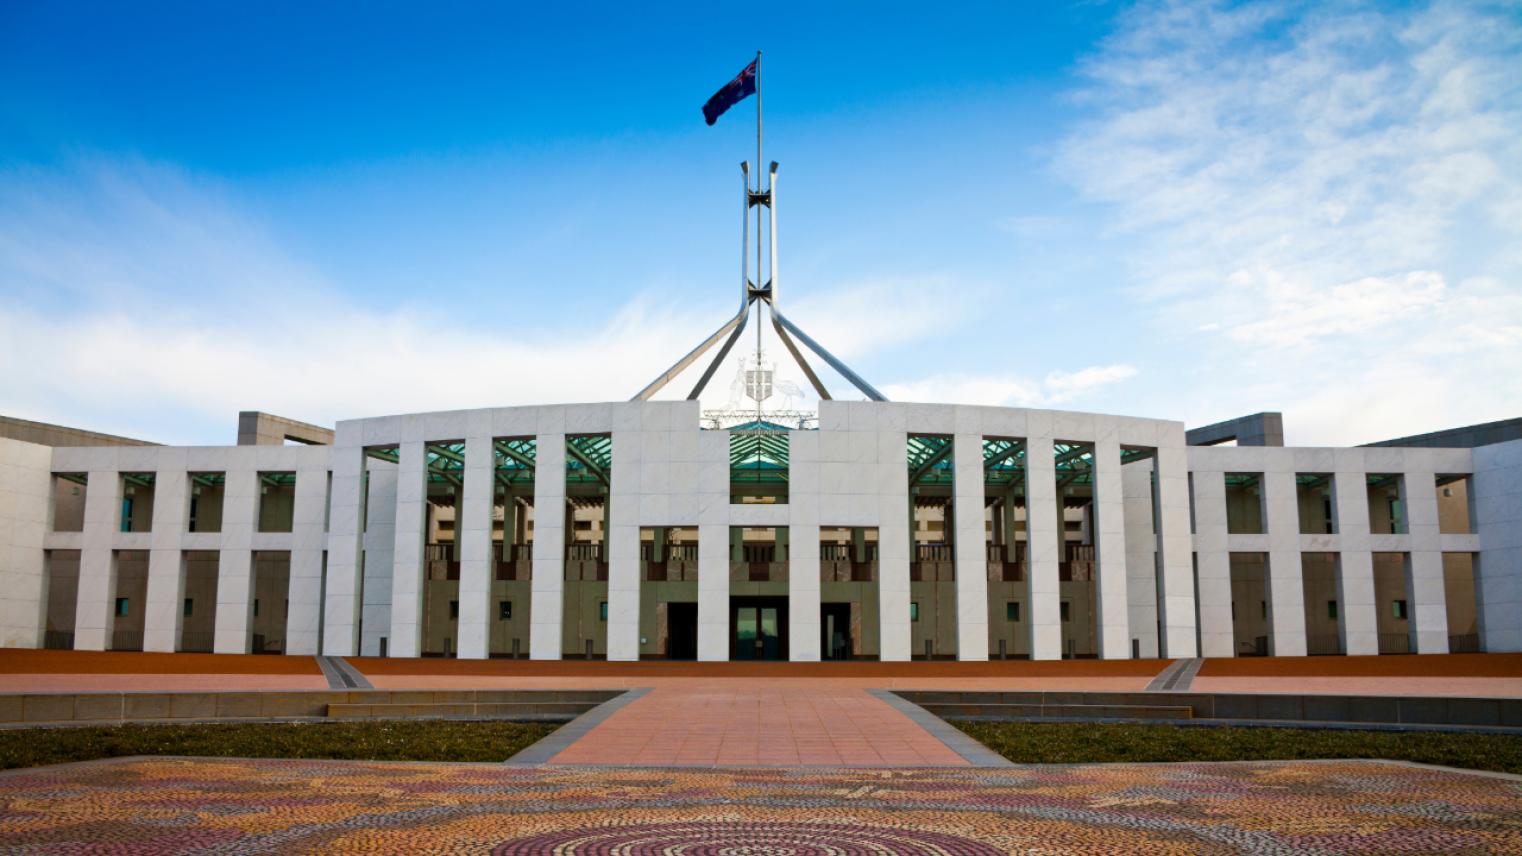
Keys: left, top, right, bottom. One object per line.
{"left": 0, "top": 689, "right": 621, "bottom": 727}
{"left": 896, "top": 690, "right": 1522, "bottom": 730}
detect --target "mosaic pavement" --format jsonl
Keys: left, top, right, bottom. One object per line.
{"left": 1, "top": 757, "right": 1521, "bottom": 854}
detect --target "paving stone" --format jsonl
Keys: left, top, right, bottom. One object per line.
{"left": 0, "top": 756, "right": 1518, "bottom": 853}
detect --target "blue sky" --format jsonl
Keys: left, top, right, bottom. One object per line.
{"left": 2, "top": 1, "right": 1519, "bottom": 446}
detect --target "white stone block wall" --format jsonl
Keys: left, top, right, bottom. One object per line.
{"left": 530, "top": 433, "right": 566, "bottom": 659}
{"left": 1123, "top": 458, "right": 1161, "bottom": 658}
{"left": 0, "top": 438, "right": 52, "bottom": 648}
{"left": 788, "top": 428, "right": 822, "bottom": 662}
{"left": 5, "top": 401, "right": 1513, "bottom": 663}
{"left": 285, "top": 463, "right": 328, "bottom": 655}
{"left": 1187, "top": 453, "right": 1233, "bottom": 657}
{"left": 952, "top": 433, "right": 988, "bottom": 660}
{"left": 213, "top": 468, "right": 258, "bottom": 654}
{"left": 1332, "top": 450, "right": 1379, "bottom": 656}
{"left": 1093, "top": 437, "right": 1130, "bottom": 659}
{"left": 73, "top": 468, "right": 123, "bottom": 651}
{"left": 1475, "top": 438, "right": 1522, "bottom": 652}
{"left": 387, "top": 445, "right": 426, "bottom": 658}
{"left": 359, "top": 463, "right": 396, "bottom": 657}
{"left": 323, "top": 434, "right": 366, "bottom": 656}
{"left": 1025, "top": 435, "right": 1061, "bottom": 660}
{"left": 1402, "top": 456, "right": 1449, "bottom": 653}
{"left": 143, "top": 464, "right": 187, "bottom": 652}
{"left": 456, "top": 433, "right": 495, "bottom": 659}
{"left": 1154, "top": 435, "right": 1199, "bottom": 658}
{"left": 1261, "top": 466, "right": 1307, "bottom": 656}
{"left": 607, "top": 420, "right": 642, "bottom": 662}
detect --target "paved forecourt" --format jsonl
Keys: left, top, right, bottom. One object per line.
{"left": 1, "top": 756, "right": 1519, "bottom": 854}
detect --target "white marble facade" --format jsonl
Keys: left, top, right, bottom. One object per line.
{"left": 0, "top": 401, "right": 1516, "bottom": 659}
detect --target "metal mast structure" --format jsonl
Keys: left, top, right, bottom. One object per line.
{"left": 632, "top": 53, "right": 887, "bottom": 404}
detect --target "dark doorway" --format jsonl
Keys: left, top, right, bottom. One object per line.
{"left": 667, "top": 602, "right": 698, "bottom": 660}
{"left": 731, "top": 596, "right": 788, "bottom": 661}
{"left": 821, "top": 602, "right": 852, "bottom": 660}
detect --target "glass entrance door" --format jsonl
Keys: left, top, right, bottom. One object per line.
{"left": 732, "top": 599, "right": 786, "bottom": 660}
{"left": 736, "top": 607, "right": 758, "bottom": 660}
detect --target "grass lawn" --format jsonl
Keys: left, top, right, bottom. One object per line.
{"left": 955, "top": 720, "right": 1522, "bottom": 775}
{"left": 0, "top": 720, "right": 558, "bottom": 770}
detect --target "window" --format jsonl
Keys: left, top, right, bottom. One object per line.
{"left": 120, "top": 498, "right": 133, "bottom": 533}
{"left": 115, "top": 598, "right": 129, "bottom": 617}
{"left": 1006, "top": 602, "right": 1020, "bottom": 622}
{"left": 499, "top": 600, "right": 512, "bottom": 620}
{"left": 183, "top": 598, "right": 193, "bottom": 618}
{"left": 1261, "top": 601, "right": 1268, "bottom": 619}
{"left": 909, "top": 602, "right": 920, "bottom": 622}
{"left": 1393, "top": 599, "right": 1408, "bottom": 619}
{"left": 253, "top": 599, "right": 260, "bottom": 617}
{"left": 449, "top": 600, "right": 459, "bottom": 619}
{"left": 1327, "top": 600, "right": 1338, "bottom": 620}
{"left": 599, "top": 601, "right": 608, "bottom": 622}
{"left": 1059, "top": 601, "right": 1071, "bottom": 622}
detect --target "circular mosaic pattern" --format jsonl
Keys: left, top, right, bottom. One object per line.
{"left": 493, "top": 821, "right": 1004, "bottom": 855}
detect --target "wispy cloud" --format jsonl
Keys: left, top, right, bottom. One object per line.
{"left": 1055, "top": 0, "right": 1522, "bottom": 444}
{"left": 0, "top": 157, "right": 979, "bottom": 442}
{"left": 883, "top": 363, "right": 1138, "bottom": 409}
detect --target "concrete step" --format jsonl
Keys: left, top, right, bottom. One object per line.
{"left": 326, "top": 701, "right": 596, "bottom": 720}
{"left": 923, "top": 702, "right": 1194, "bottom": 721}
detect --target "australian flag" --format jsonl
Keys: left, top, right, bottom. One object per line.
{"left": 702, "top": 59, "right": 757, "bottom": 126}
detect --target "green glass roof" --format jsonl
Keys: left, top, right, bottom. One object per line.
{"left": 364, "top": 443, "right": 467, "bottom": 487}
{"left": 494, "top": 438, "right": 536, "bottom": 485}
{"left": 907, "top": 434, "right": 954, "bottom": 485}
{"left": 730, "top": 421, "right": 790, "bottom": 483}
{"left": 566, "top": 434, "right": 611, "bottom": 486}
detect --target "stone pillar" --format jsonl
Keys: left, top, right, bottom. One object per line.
{"left": 74, "top": 470, "right": 122, "bottom": 651}
{"left": 143, "top": 468, "right": 188, "bottom": 652}
{"left": 1092, "top": 439, "right": 1130, "bottom": 659}
{"left": 607, "top": 430, "right": 640, "bottom": 662}
{"left": 877, "top": 428, "right": 912, "bottom": 662}
{"left": 1154, "top": 438, "right": 1199, "bottom": 658}
{"left": 1189, "top": 464, "right": 1234, "bottom": 657}
{"left": 1474, "top": 438, "right": 1522, "bottom": 652}
{"left": 530, "top": 434, "right": 566, "bottom": 659}
{"left": 1123, "top": 459, "right": 1161, "bottom": 659}
{"left": 1403, "top": 466, "right": 1448, "bottom": 653}
{"left": 285, "top": 464, "right": 329, "bottom": 655}
{"left": 387, "top": 445, "right": 427, "bottom": 657}
{"left": 1025, "top": 436, "right": 1061, "bottom": 660}
{"left": 0, "top": 439, "right": 53, "bottom": 649}
{"left": 1262, "top": 468, "right": 1307, "bottom": 656}
{"left": 1331, "top": 460, "right": 1378, "bottom": 656}
{"left": 457, "top": 435, "right": 495, "bottom": 659}
{"left": 359, "top": 465, "right": 396, "bottom": 657}
{"left": 214, "top": 469, "right": 258, "bottom": 654}
{"left": 788, "top": 430, "right": 821, "bottom": 662}
{"left": 697, "top": 429, "right": 730, "bottom": 661}
{"left": 952, "top": 433, "right": 988, "bottom": 660}
{"left": 322, "top": 435, "right": 366, "bottom": 657}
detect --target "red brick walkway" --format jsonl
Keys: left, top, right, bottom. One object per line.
{"left": 549, "top": 685, "right": 969, "bottom": 767}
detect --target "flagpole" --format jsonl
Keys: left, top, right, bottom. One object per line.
{"left": 754, "top": 49, "right": 764, "bottom": 421}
